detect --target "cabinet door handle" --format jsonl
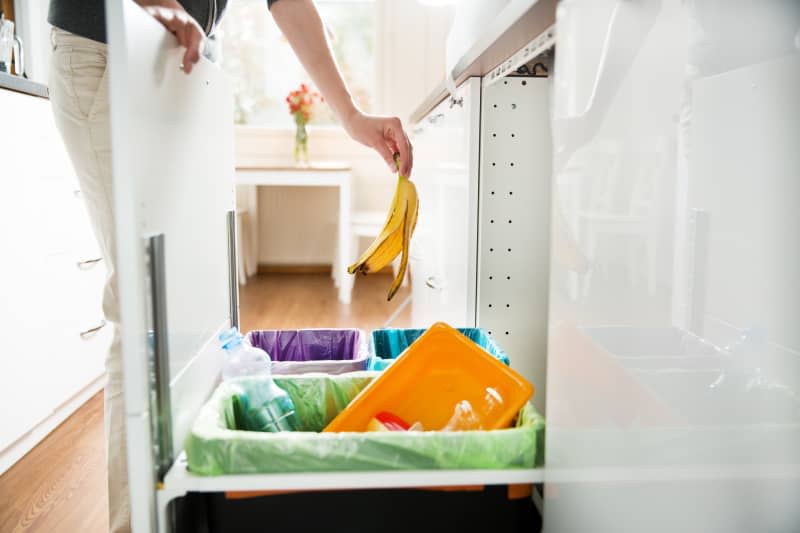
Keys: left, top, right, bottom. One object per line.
{"left": 427, "top": 113, "right": 445, "bottom": 124}
{"left": 425, "top": 276, "right": 444, "bottom": 291}
{"left": 77, "top": 257, "right": 103, "bottom": 269}
{"left": 80, "top": 320, "right": 107, "bottom": 339}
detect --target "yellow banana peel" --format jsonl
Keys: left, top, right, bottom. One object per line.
{"left": 348, "top": 154, "right": 419, "bottom": 301}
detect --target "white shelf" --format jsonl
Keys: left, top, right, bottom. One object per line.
{"left": 161, "top": 451, "right": 543, "bottom": 495}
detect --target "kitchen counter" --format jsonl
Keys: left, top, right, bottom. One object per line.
{"left": 0, "top": 71, "right": 48, "bottom": 98}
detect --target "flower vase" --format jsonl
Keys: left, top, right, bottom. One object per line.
{"left": 294, "top": 121, "right": 309, "bottom": 166}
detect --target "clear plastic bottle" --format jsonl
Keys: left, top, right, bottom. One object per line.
{"left": 219, "top": 328, "right": 298, "bottom": 432}
{"left": 219, "top": 328, "right": 270, "bottom": 380}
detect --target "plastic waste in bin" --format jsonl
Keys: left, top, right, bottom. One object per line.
{"left": 219, "top": 328, "right": 270, "bottom": 381}
{"left": 185, "top": 372, "right": 544, "bottom": 475}
{"left": 324, "top": 322, "right": 534, "bottom": 433}
{"left": 218, "top": 328, "right": 299, "bottom": 432}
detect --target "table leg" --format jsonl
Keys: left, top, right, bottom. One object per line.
{"left": 338, "top": 177, "right": 353, "bottom": 304}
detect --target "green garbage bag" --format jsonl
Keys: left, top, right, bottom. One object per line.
{"left": 185, "top": 372, "right": 545, "bottom": 476}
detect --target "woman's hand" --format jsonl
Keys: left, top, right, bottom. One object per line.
{"left": 343, "top": 111, "right": 414, "bottom": 177}
{"left": 137, "top": 1, "right": 205, "bottom": 74}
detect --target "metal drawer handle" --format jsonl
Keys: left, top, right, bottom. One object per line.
{"left": 425, "top": 276, "right": 444, "bottom": 291}
{"left": 80, "top": 320, "right": 107, "bottom": 339}
{"left": 427, "top": 113, "right": 445, "bottom": 124}
{"left": 77, "top": 257, "right": 103, "bottom": 269}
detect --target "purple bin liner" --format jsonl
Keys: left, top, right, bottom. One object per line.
{"left": 245, "top": 329, "right": 369, "bottom": 375}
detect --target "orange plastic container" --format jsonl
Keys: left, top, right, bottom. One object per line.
{"left": 323, "top": 322, "right": 534, "bottom": 433}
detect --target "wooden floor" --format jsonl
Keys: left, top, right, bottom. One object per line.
{"left": 0, "top": 273, "right": 409, "bottom": 532}
{"left": 0, "top": 392, "right": 107, "bottom": 533}
{"left": 240, "top": 271, "right": 411, "bottom": 332}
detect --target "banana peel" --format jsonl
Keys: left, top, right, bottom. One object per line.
{"left": 348, "top": 154, "right": 419, "bottom": 301}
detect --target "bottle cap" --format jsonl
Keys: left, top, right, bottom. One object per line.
{"left": 219, "top": 327, "right": 243, "bottom": 350}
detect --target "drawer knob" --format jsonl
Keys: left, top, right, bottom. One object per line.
{"left": 427, "top": 113, "right": 444, "bottom": 124}
{"left": 80, "top": 320, "right": 107, "bottom": 339}
{"left": 77, "top": 257, "right": 103, "bottom": 269}
{"left": 425, "top": 276, "right": 444, "bottom": 291}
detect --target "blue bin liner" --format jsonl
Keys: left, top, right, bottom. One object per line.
{"left": 369, "top": 327, "right": 511, "bottom": 371}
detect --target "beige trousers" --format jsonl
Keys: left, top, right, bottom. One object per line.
{"left": 49, "top": 28, "right": 130, "bottom": 533}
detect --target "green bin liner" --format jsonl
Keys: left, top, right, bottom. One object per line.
{"left": 185, "top": 372, "right": 545, "bottom": 476}
{"left": 369, "top": 328, "right": 511, "bottom": 371}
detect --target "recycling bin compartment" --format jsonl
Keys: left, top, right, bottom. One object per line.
{"left": 184, "top": 372, "right": 545, "bottom": 476}
{"left": 245, "top": 328, "right": 370, "bottom": 375}
{"left": 369, "top": 327, "right": 510, "bottom": 371}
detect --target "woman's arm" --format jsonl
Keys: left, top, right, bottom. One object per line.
{"left": 271, "top": 0, "right": 413, "bottom": 176}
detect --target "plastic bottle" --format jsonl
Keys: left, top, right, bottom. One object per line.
{"left": 219, "top": 328, "right": 270, "bottom": 380}
{"left": 219, "top": 328, "right": 298, "bottom": 432}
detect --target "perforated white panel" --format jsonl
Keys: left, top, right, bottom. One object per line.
{"left": 477, "top": 76, "right": 552, "bottom": 413}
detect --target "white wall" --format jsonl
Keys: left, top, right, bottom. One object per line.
{"left": 245, "top": 0, "right": 454, "bottom": 267}
{"left": 236, "top": 126, "right": 393, "bottom": 265}
{"left": 375, "top": 0, "right": 454, "bottom": 121}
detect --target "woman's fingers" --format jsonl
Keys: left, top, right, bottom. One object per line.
{"left": 144, "top": 6, "right": 204, "bottom": 74}
{"left": 373, "top": 139, "right": 397, "bottom": 171}
{"left": 385, "top": 117, "right": 413, "bottom": 176}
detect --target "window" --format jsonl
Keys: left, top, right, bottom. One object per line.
{"left": 217, "top": 0, "right": 376, "bottom": 126}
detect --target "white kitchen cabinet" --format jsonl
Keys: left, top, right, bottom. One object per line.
{"left": 411, "top": 73, "right": 553, "bottom": 412}
{"left": 409, "top": 77, "right": 481, "bottom": 328}
{"left": 0, "top": 86, "right": 110, "bottom": 474}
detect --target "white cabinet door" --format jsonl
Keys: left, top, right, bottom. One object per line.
{"left": 410, "top": 78, "right": 481, "bottom": 328}
{"left": 106, "top": 2, "right": 235, "bottom": 528}
{"left": 545, "top": 2, "right": 800, "bottom": 532}
{"left": 0, "top": 90, "right": 66, "bottom": 451}
{"left": 0, "top": 88, "right": 108, "bottom": 456}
